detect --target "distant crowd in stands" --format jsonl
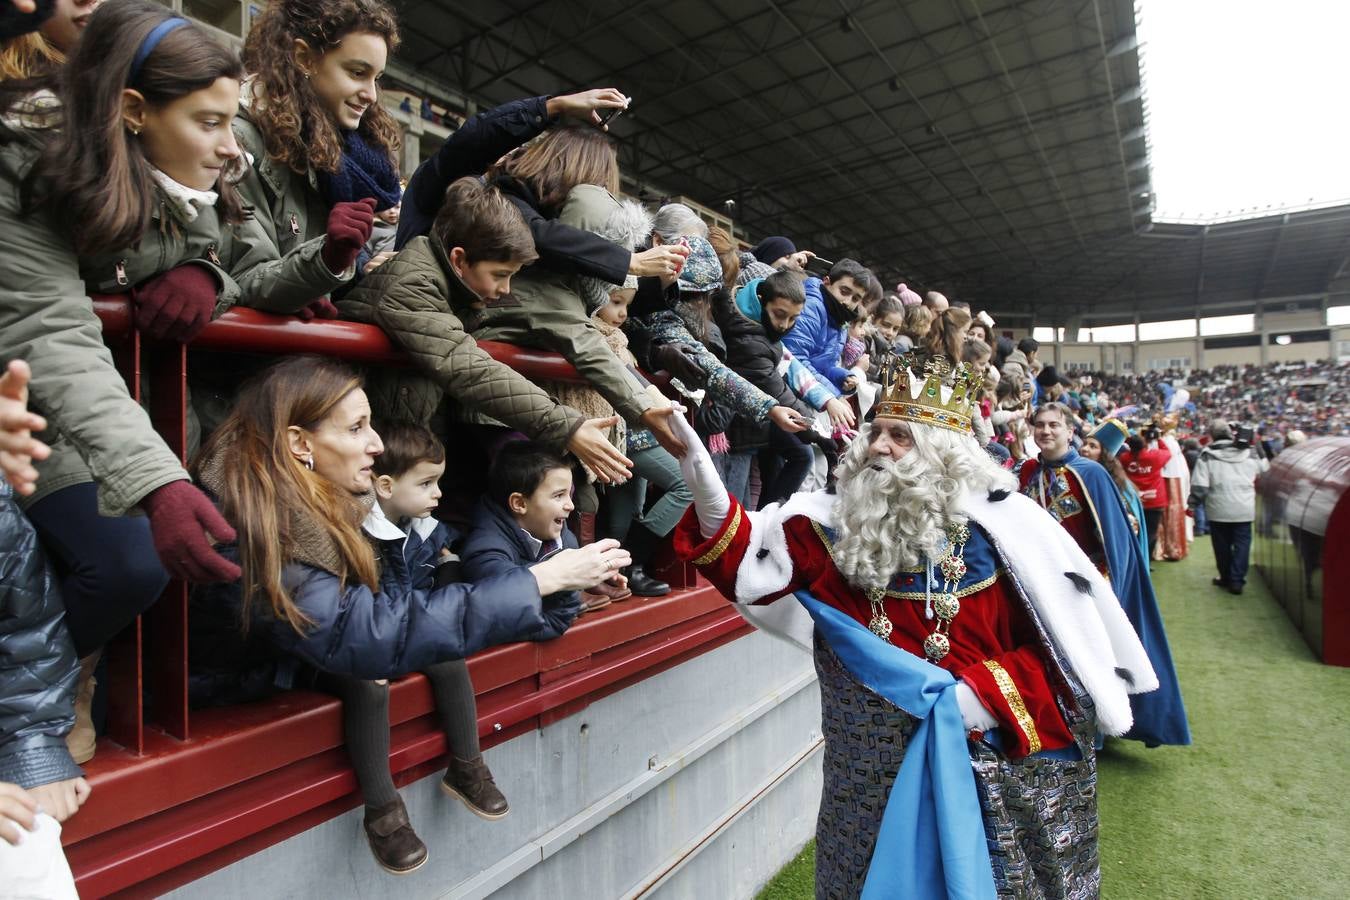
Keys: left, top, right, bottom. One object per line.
{"left": 0, "top": 0, "right": 1345, "bottom": 886}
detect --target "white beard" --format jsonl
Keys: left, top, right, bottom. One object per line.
{"left": 830, "top": 423, "right": 1016, "bottom": 592}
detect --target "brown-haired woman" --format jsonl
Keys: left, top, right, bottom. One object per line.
{"left": 190, "top": 355, "right": 629, "bottom": 872}
{"left": 230, "top": 0, "right": 403, "bottom": 303}
{"left": 919, "top": 305, "right": 973, "bottom": 363}
{"left": 0, "top": 0, "right": 261, "bottom": 764}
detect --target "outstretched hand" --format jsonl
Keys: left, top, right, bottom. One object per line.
{"left": 547, "top": 88, "right": 628, "bottom": 128}
{"left": 640, "top": 405, "right": 688, "bottom": 459}
{"left": 567, "top": 415, "right": 632, "bottom": 484}
{"left": 0, "top": 360, "right": 49, "bottom": 496}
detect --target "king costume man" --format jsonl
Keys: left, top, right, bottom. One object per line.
{"left": 668, "top": 356, "right": 1159, "bottom": 900}
{"left": 1019, "top": 403, "right": 1191, "bottom": 748}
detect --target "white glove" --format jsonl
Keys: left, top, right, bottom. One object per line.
{"left": 669, "top": 406, "right": 730, "bottom": 538}
{"left": 954, "top": 681, "right": 998, "bottom": 732}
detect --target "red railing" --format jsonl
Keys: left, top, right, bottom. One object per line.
{"left": 69, "top": 299, "right": 747, "bottom": 898}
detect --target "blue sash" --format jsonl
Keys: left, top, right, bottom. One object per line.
{"left": 796, "top": 591, "right": 997, "bottom": 900}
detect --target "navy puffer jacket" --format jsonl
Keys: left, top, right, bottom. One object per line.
{"left": 0, "top": 476, "right": 81, "bottom": 788}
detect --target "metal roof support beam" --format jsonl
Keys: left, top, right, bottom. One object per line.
{"left": 1255, "top": 214, "right": 1290, "bottom": 299}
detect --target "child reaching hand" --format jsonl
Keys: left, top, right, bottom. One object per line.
{"left": 462, "top": 442, "right": 630, "bottom": 614}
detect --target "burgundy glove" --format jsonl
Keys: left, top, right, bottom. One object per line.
{"left": 140, "top": 480, "right": 241, "bottom": 583}
{"left": 295, "top": 296, "right": 340, "bottom": 321}
{"left": 132, "top": 264, "right": 219, "bottom": 342}
{"left": 649, "top": 342, "right": 706, "bottom": 385}
{"left": 320, "top": 197, "right": 376, "bottom": 274}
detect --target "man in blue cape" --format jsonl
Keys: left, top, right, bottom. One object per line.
{"left": 670, "top": 356, "right": 1158, "bottom": 898}
{"left": 1019, "top": 402, "right": 1191, "bottom": 748}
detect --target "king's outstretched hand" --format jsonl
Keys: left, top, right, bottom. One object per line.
{"left": 669, "top": 407, "right": 729, "bottom": 538}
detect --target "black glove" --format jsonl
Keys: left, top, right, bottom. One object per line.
{"left": 650, "top": 342, "right": 706, "bottom": 386}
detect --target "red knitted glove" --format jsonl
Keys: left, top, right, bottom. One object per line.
{"left": 295, "top": 296, "right": 340, "bottom": 321}
{"left": 132, "top": 264, "right": 218, "bottom": 342}
{"left": 140, "top": 480, "right": 241, "bottom": 583}
{"left": 320, "top": 198, "right": 376, "bottom": 274}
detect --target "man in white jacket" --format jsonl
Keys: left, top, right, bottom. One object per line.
{"left": 1190, "top": 424, "right": 1269, "bottom": 594}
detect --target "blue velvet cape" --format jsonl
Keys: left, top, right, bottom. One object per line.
{"left": 1027, "top": 449, "right": 1190, "bottom": 746}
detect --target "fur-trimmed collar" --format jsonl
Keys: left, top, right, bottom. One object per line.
{"left": 728, "top": 488, "right": 1157, "bottom": 737}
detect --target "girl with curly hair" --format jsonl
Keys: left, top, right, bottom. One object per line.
{"left": 230, "top": 0, "right": 403, "bottom": 312}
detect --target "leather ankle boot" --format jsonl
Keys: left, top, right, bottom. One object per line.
{"left": 66, "top": 650, "right": 100, "bottom": 765}
{"left": 363, "top": 798, "right": 428, "bottom": 875}
{"left": 441, "top": 755, "right": 509, "bottom": 819}
{"left": 625, "top": 564, "right": 671, "bottom": 597}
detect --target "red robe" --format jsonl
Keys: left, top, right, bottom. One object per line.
{"left": 674, "top": 498, "right": 1074, "bottom": 758}
{"left": 1018, "top": 458, "right": 1109, "bottom": 576}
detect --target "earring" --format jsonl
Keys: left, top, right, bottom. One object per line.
{"left": 130, "top": 126, "right": 141, "bottom": 136}
{"left": 304, "top": 455, "right": 314, "bottom": 471}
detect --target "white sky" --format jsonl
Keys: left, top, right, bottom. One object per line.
{"left": 1137, "top": 0, "right": 1350, "bottom": 222}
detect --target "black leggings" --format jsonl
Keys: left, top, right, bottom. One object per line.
{"left": 25, "top": 482, "right": 169, "bottom": 656}
{"left": 319, "top": 659, "right": 481, "bottom": 809}
{"left": 757, "top": 428, "right": 813, "bottom": 510}
{"left": 1143, "top": 507, "right": 1164, "bottom": 559}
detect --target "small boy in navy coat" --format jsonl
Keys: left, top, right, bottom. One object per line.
{"left": 461, "top": 442, "right": 601, "bottom": 633}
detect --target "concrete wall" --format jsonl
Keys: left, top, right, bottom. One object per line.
{"left": 168, "top": 629, "right": 823, "bottom": 900}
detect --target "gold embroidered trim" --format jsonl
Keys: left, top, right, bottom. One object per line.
{"left": 693, "top": 505, "right": 742, "bottom": 566}
{"left": 810, "top": 521, "right": 1002, "bottom": 598}
{"left": 982, "top": 659, "right": 1042, "bottom": 754}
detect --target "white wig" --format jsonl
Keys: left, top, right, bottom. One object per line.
{"left": 830, "top": 420, "right": 1016, "bottom": 591}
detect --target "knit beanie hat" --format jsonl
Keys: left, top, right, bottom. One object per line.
{"left": 751, "top": 235, "right": 796, "bottom": 265}
{"left": 677, "top": 235, "right": 723, "bottom": 293}
{"left": 896, "top": 283, "right": 922, "bottom": 306}
{"left": 736, "top": 251, "right": 777, "bottom": 288}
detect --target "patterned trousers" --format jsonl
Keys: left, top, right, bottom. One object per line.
{"left": 812, "top": 639, "right": 1101, "bottom": 900}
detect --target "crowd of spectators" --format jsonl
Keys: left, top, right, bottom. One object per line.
{"left": 0, "top": 0, "right": 1346, "bottom": 887}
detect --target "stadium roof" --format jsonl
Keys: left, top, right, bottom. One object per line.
{"left": 394, "top": 0, "right": 1350, "bottom": 323}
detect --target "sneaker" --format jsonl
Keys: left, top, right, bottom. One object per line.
{"left": 441, "top": 756, "right": 509, "bottom": 819}
{"left": 362, "top": 798, "right": 428, "bottom": 875}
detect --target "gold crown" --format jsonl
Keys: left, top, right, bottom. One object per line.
{"left": 872, "top": 353, "right": 979, "bottom": 434}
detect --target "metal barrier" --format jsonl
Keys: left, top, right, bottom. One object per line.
{"left": 68, "top": 298, "right": 746, "bottom": 896}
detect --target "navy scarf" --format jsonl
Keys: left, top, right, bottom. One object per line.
{"left": 317, "top": 130, "right": 401, "bottom": 211}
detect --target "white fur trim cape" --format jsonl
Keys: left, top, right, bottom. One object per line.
{"left": 726, "top": 489, "right": 1158, "bottom": 737}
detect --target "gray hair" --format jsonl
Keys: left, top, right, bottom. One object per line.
{"left": 1209, "top": 423, "right": 1233, "bottom": 442}
{"left": 830, "top": 422, "right": 1016, "bottom": 591}
{"left": 652, "top": 203, "right": 708, "bottom": 243}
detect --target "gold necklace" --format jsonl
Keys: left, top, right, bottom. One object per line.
{"left": 866, "top": 522, "right": 971, "bottom": 662}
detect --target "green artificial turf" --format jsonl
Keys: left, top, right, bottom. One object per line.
{"left": 757, "top": 535, "right": 1350, "bottom": 899}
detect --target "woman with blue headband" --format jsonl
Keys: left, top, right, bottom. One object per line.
{"left": 0, "top": 0, "right": 275, "bottom": 765}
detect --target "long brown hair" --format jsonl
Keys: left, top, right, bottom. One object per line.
{"left": 19, "top": 0, "right": 245, "bottom": 255}
{"left": 492, "top": 126, "right": 620, "bottom": 214}
{"left": 243, "top": 0, "right": 401, "bottom": 175}
{"left": 195, "top": 357, "right": 379, "bottom": 634}
{"left": 921, "top": 306, "right": 973, "bottom": 362}
{"left": 0, "top": 32, "right": 63, "bottom": 81}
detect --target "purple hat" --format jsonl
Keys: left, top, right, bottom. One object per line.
{"left": 677, "top": 235, "right": 723, "bottom": 293}
{"left": 896, "top": 283, "right": 922, "bottom": 307}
